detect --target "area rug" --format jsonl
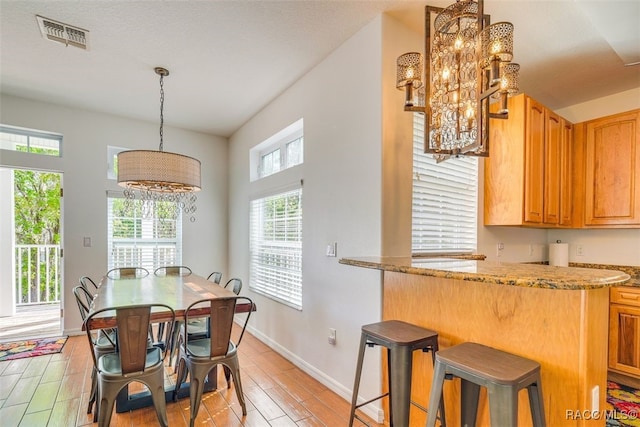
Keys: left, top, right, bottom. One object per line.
{"left": 607, "top": 381, "right": 640, "bottom": 427}
{"left": 0, "top": 336, "right": 67, "bottom": 362}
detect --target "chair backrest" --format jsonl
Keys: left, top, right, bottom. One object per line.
{"left": 154, "top": 265, "right": 192, "bottom": 277}
{"left": 73, "top": 285, "right": 93, "bottom": 321}
{"left": 184, "top": 296, "right": 253, "bottom": 358}
{"left": 85, "top": 303, "right": 174, "bottom": 374}
{"left": 80, "top": 276, "right": 98, "bottom": 291}
{"left": 224, "top": 278, "right": 242, "bottom": 295}
{"left": 207, "top": 271, "right": 223, "bottom": 284}
{"left": 77, "top": 278, "right": 95, "bottom": 307}
{"left": 106, "top": 267, "right": 149, "bottom": 279}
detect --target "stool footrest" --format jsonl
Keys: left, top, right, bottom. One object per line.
{"left": 353, "top": 412, "right": 373, "bottom": 427}
{"left": 354, "top": 392, "right": 389, "bottom": 411}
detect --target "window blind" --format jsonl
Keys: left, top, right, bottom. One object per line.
{"left": 412, "top": 114, "right": 478, "bottom": 254}
{"left": 249, "top": 188, "right": 302, "bottom": 310}
{"left": 107, "top": 196, "right": 182, "bottom": 272}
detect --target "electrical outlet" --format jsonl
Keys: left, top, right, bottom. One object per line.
{"left": 592, "top": 385, "right": 599, "bottom": 412}
{"left": 496, "top": 242, "right": 504, "bottom": 257}
{"left": 528, "top": 244, "right": 534, "bottom": 256}
{"left": 328, "top": 328, "right": 336, "bottom": 345}
{"left": 576, "top": 244, "right": 585, "bottom": 257}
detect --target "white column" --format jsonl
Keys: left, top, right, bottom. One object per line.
{"left": 0, "top": 168, "right": 16, "bottom": 316}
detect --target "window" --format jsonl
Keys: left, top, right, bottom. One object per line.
{"left": 412, "top": 114, "right": 478, "bottom": 254}
{"left": 107, "top": 195, "right": 182, "bottom": 272}
{"left": 260, "top": 148, "right": 281, "bottom": 178}
{"left": 249, "top": 188, "right": 303, "bottom": 309}
{"left": 0, "top": 125, "right": 61, "bottom": 156}
{"left": 250, "top": 118, "right": 303, "bottom": 181}
{"left": 107, "top": 146, "right": 127, "bottom": 180}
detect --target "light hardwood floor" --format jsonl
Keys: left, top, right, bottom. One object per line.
{"left": 0, "top": 329, "right": 384, "bottom": 426}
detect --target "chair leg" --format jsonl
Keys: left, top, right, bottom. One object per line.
{"left": 528, "top": 379, "right": 546, "bottom": 427}
{"left": 173, "top": 353, "right": 187, "bottom": 402}
{"left": 97, "top": 380, "right": 118, "bottom": 427}
{"left": 224, "top": 365, "right": 232, "bottom": 388}
{"left": 426, "top": 359, "right": 446, "bottom": 427}
{"left": 225, "top": 357, "right": 247, "bottom": 415}
{"left": 167, "top": 320, "right": 182, "bottom": 367}
{"left": 487, "top": 384, "right": 518, "bottom": 427}
{"left": 349, "top": 332, "right": 368, "bottom": 427}
{"left": 147, "top": 374, "right": 169, "bottom": 427}
{"left": 87, "top": 367, "right": 97, "bottom": 414}
{"left": 187, "top": 362, "right": 210, "bottom": 427}
{"left": 461, "top": 379, "right": 481, "bottom": 426}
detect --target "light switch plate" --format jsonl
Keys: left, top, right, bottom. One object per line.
{"left": 326, "top": 242, "right": 337, "bottom": 257}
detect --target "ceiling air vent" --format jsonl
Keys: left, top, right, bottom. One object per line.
{"left": 36, "top": 15, "right": 89, "bottom": 50}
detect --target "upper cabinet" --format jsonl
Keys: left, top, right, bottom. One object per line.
{"left": 484, "top": 94, "right": 572, "bottom": 227}
{"left": 574, "top": 109, "right": 640, "bottom": 227}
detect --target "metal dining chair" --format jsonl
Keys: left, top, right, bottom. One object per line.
{"left": 85, "top": 303, "right": 175, "bottom": 427}
{"left": 154, "top": 265, "right": 192, "bottom": 352}
{"left": 154, "top": 265, "right": 192, "bottom": 277}
{"left": 206, "top": 271, "right": 222, "bottom": 284}
{"left": 106, "top": 267, "right": 149, "bottom": 279}
{"left": 73, "top": 286, "right": 116, "bottom": 420}
{"left": 179, "top": 278, "right": 243, "bottom": 352}
{"left": 223, "top": 278, "right": 243, "bottom": 294}
{"left": 173, "top": 296, "right": 253, "bottom": 426}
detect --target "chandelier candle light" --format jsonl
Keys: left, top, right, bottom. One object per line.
{"left": 396, "top": 0, "right": 520, "bottom": 161}
{"left": 117, "top": 67, "right": 201, "bottom": 221}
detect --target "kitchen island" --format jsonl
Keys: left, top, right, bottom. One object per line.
{"left": 340, "top": 257, "right": 631, "bottom": 427}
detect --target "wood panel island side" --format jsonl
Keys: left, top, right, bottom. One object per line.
{"left": 339, "top": 257, "right": 631, "bottom": 427}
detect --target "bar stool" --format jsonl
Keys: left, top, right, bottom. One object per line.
{"left": 425, "top": 342, "right": 546, "bottom": 427}
{"left": 349, "top": 320, "right": 446, "bottom": 427}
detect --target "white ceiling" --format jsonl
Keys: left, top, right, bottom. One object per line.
{"left": 1, "top": 1, "right": 639, "bottom": 137}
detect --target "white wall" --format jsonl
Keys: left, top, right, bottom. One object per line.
{"left": 0, "top": 94, "right": 229, "bottom": 334}
{"left": 228, "top": 16, "right": 400, "bottom": 418}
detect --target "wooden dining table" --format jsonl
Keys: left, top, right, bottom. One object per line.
{"left": 89, "top": 272, "right": 255, "bottom": 413}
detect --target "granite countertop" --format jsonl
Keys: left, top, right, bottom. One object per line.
{"left": 339, "top": 256, "right": 631, "bottom": 290}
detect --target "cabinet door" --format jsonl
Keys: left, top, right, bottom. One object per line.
{"left": 524, "top": 98, "right": 545, "bottom": 224}
{"left": 585, "top": 110, "right": 640, "bottom": 226}
{"left": 544, "top": 110, "right": 562, "bottom": 224}
{"left": 609, "top": 303, "right": 640, "bottom": 378}
{"left": 559, "top": 121, "right": 573, "bottom": 226}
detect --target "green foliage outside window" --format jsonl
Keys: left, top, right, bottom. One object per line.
{"left": 14, "top": 165, "right": 61, "bottom": 303}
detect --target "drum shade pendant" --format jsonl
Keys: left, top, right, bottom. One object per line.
{"left": 396, "top": 0, "right": 520, "bottom": 161}
{"left": 117, "top": 67, "right": 201, "bottom": 221}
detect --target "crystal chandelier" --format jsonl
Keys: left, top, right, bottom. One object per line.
{"left": 396, "top": 0, "right": 520, "bottom": 161}
{"left": 117, "top": 67, "right": 201, "bottom": 221}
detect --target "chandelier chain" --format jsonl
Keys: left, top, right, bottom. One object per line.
{"left": 159, "top": 73, "right": 164, "bottom": 152}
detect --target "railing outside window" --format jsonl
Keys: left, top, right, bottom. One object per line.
{"left": 15, "top": 244, "right": 61, "bottom": 305}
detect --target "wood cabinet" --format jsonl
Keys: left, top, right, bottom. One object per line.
{"left": 609, "top": 286, "right": 640, "bottom": 378}
{"left": 485, "top": 93, "right": 573, "bottom": 227}
{"left": 574, "top": 110, "right": 640, "bottom": 227}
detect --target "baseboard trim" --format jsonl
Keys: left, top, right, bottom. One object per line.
{"left": 245, "top": 324, "right": 384, "bottom": 423}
